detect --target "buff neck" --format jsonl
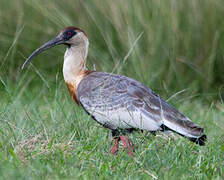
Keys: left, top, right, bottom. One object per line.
{"left": 63, "top": 38, "right": 89, "bottom": 86}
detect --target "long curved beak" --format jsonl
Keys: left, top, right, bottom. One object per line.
{"left": 21, "top": 34, "right": 64, "bottom": 70}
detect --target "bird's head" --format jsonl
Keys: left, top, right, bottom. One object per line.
{"left": 21, "top": 26, "right": 87, "bottom": 69}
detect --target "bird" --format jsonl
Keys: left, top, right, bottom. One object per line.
{"left": 22, "top": 26, "right": 206, "bottom": 156}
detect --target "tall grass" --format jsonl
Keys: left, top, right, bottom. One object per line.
{"left": 0, "top": 0, "right": 224, "bottom": 179}
{"left": 1, "top": 0, "right": 224, "bottom": 97}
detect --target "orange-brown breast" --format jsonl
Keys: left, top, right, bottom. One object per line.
{"left": 65, "top": 70, "right": 94, "bottom": 105}
{"left": 66, "top": 82, "right": 79, "bottom": 104}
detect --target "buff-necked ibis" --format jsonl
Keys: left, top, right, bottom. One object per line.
{"left": 22, "top": 26, "right": 206, "bottom": 156}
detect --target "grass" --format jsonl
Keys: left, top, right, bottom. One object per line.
{"left": 0, "top": 0, "right": 224, "bottom": 179}
{"left": 0, "top": 80, "right": 224, "bottom": 179}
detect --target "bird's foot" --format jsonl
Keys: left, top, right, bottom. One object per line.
{"left": 110, "top": 136, "right": 134, "bottom": 157}
{"left": 110, "top": 137, "right": 119, "bottom": 155}
{"left": 120, "top": 136, "right": 134, "bottom": 157}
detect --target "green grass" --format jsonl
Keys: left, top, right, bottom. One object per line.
{"left": 0, "top": 0, "right": 224, "bottom": 179}
{"left": 0, "top": 80, "right": 224, "bottom": 179}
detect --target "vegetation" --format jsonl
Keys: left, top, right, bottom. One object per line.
{"left": 0, "top": 0, "right": 223, "bottom": 179}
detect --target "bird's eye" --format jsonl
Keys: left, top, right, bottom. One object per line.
{"left": 64, "top": 30, "right": 76, "bottom": 40}
{"left": 63, "top": 29, "right": 77, "bottom": 41}
{"left": 67, "top": 31, "right": 72, "bottom": 36}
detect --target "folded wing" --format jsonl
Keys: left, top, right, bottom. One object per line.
{"left": 77, "top": 72, "right": 206, "bottom": 144}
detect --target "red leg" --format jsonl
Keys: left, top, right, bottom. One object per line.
{"left": 120, "top": 136, "right": 134, "bottom": 157}
{"left": 110, "top": 137, "right": 119, "bottom": 155}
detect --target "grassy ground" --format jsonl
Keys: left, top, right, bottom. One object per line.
{"left": 0, "top": 0, "right": 224, "bottom": 179}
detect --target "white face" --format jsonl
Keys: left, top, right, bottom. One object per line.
{"left": 66, "top": 31, "right": 88, "bottom": 47}
{"left": 66, "top": 31, "right": 89, "bottom": 61}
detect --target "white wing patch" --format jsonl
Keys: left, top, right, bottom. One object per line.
{"left": 83, "top": 105, "right": 162, "bottom": 131}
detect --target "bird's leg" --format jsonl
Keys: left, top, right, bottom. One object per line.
{"left": 120, "top": 136, "right": 134, "bottom": 157}
{"left": 110, "top": 130, "right": 134, "bottom": 157}
{"left": 110, "top": 137, "right": 120, "bottom": 155}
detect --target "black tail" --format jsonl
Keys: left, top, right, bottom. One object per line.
{"left": 188, "top": 134, "right": 207, "bottom": 146}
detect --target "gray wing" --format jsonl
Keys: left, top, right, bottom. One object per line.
{"left": 77, "top": 72, "right": 204, "bottom": 138}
